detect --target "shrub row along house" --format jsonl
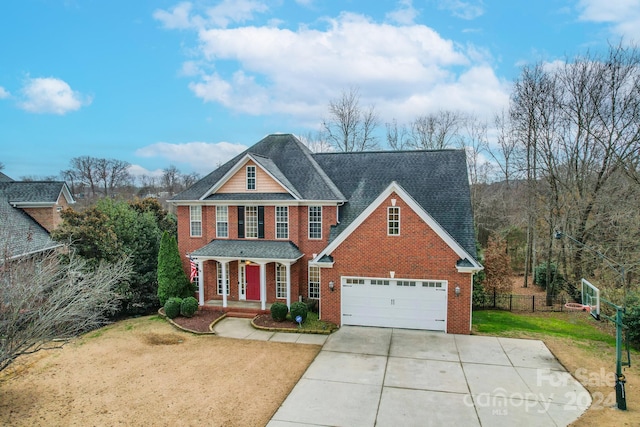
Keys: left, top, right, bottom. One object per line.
{"left": 0, "top": 172, "right": 74, "bottom": 262}
{"left": 170, "top": 134, "right": 482, "bottom": 334}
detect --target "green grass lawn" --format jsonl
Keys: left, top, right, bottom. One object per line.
{"left": 472, "top": 310, "right": 616, "bottom": 345}
{"left": 286, "top": 312, "right": 337, "bottom": 332}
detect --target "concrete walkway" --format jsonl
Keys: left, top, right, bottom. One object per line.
{"left": 213, "top": 317, "right": 328, "bottom": 345}
{"left": 266, "top": 326, "right": 591, "bottom": 427}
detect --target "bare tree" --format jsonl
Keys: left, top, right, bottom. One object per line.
{"left": 69, "top": 156, "right": 98, "bottom": 198}
{"left": 407, "top": 110, "right": 465, "bottom": 150}
{"left": 321, "top": 87, "right": 379, "bottom": 151}
{"left": 490, "top": 110, "right": 521, "bottom": 185}
{"left": 162, "top": 165, "right": 181, "bottom": 196}
{"left": 385, "top": 119, "right": 410, "bottom": 150}
{"left": 181, "top": 172, "right": 200, "bottom": 190}
{"left": 94, "top": 158, "right": 131, "bottom": 197}
{"left": 298, "top": 131, "right": 333, "bottom": 153}
{"left": 0, "top": 251, "right": 131, "bottom": 372}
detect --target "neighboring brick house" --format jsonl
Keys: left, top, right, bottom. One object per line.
{"left": 170, "top": 134, "right": 482, "bottom": 334}
{"left": 0, "top": 172, "right": 75, "bottom": 262}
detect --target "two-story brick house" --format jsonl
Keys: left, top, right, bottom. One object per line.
{"left": 170, "top": 134, "right": 482, "bottom": 334}
{"left": 0, "top": 172, "right": 75, "bottom": 262}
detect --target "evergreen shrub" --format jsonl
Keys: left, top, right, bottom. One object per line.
{"left": 290, "top": 301, "right": 308, "bottom": 323}
{"left": 270, "top": 302, "right": 288, "bottom": 321}
{"left": 180, "top": 296, "right": 199, "bottom": 318}
{"left": 164, "top": 297, "right": 182, "bottom": 319}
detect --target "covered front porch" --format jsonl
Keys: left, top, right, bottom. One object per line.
{"left": 189, "top": 239, "right": 304, "bottom": 311}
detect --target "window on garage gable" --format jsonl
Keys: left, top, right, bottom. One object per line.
{"left": 388, "top": 206, "right": 400, "bottom": 236}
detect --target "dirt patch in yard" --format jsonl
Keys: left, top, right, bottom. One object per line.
{"left": 0, "top": 316, "right": 320, "bottom": 426}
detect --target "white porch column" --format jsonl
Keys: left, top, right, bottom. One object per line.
{"left": 197, "top": 260, "right": 204, "bottom": 306}
{"left": 260, "top": 262, "right": 267, "bottom": 311}
{"left": 221, "top": 261, "right": 228, "bottom": 308}
{"left": 285, "top": 262, "right": 291, "bottom": 309}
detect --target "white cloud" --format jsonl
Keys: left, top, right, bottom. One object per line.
{"left": 128, "top": 164, "right": 164, "bottom": 179}
{"left": 0, "top": 86, "right": 9, "bottom": 99}
{"left": 386, "top": 0, "right": 420, "bottom": 25}
{"left": 577, "top": 0, "right": 640, "bottom": 40}
{"left": 153, "top": 2, "right": 195, "bottom": 29}
{"left": 155, "top": 4, "right": 508, "bottom": 124}
{"left": 435, "top": 0, "right": 485, "bottom": 20}
{"left": 19, "top": 77, "right": 91, "bottom": 115}
{"left": 154, "top": 0, "right": 268, "bottom": 30}
{"left": 135, "top": 141, "right": 248, "bottom": 174}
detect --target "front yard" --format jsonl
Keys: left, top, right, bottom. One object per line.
{"left": 0, "top": 316, "right": 320, "bottom": 426}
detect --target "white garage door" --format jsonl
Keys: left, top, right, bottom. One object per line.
{"left": 341, "top": 277, "right": 447, "bottom": 331}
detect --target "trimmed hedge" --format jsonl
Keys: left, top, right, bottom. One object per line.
{"left": 180, "top": 296, "right": 199, "bottom": 318}
{"left": 164, "top": 297, "right": 182, "bottom": 319}
{"left": 270, "top": 302, "right": 288, "bottom": 321}
{"left": 290, "top": 301, "right": 308, "bottom": 323}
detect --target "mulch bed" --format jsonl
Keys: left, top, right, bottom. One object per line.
{"left": 170, "top": 310, "right": 225, "bottom": 333}
{"left": 169, "top": 311, "right": 301, "bottom": 333}
{"left": 252, "top": 314, "right": 300, "bottom": 330}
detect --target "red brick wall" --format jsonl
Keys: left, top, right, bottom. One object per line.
{"left": 22, "top": 193, "right": 70, "bottom": 233}
{"left": 318, "top": 193, "right": 473, "bottom": 334}
{"left": 176, "top": 203, "right": 335, "bottom": 305}
{"left": 175, "top": 196, "right": 474, "bottom": 334}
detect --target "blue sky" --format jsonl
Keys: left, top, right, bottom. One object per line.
{"left": 1, "top": 0, "right": 638, "bottom": 181}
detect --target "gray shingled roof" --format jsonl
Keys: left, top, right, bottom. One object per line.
{"left": 1, "top": 181, "right": 69, "bottom": 205}
{"left": 191, "top": 239, "right": 303, "bottom": 260}
{"left": 172, "top": 134, "right": 477, "bottom": 261}
{"left": 171, "top": 134, "right": 345, "bottom": 202}
{"left": 0, "top": 178, "right": 67, "bottom": 260}
{"left": 0, "top": 199, "right": 61, "bottom": 260}
{"left": 313, "top": 150, "right": 477, "bottom": 259}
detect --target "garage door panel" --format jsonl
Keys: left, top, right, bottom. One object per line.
{"left": 341, "top": 278, "right": 447, "bottom": 331}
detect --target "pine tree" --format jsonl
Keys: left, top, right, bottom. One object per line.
{"left": 157, "top": 231, "right": 191, "bottom": 305}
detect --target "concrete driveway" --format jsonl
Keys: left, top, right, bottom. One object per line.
{"left": 267, "top": 326, "right": 590, "bottom": 427}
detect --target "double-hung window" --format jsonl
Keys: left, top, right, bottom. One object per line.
{"left": 276, "top": 263, "right": 287, "bottom": 299}
{"left": 308, "top": 266, "right": 320, "bottom": 299}
{"left": 216, "top": 205, "right": 228, "bottom": 238}
{"left": 238, "top": 206, "right": 264, "bottom": 239}
{"left": 217, "top": 262, "right": 230, "bottom": 295}
{"left": 246, "top": 165, "right": 256, "bottom": 190}
{"left": 276, "top": 206, "right": 288, "bottom": 239}
{"left": 245, "top": 206, "right": 258, "bottom": 238}
{"left": 388, "top": 206, "right": 400, "bottom": 236}
{"left": 190, "top": 205, "right": 202, "bottom": 237}
{"left": 308, "top": 206, "right": 322, "bottom": 239}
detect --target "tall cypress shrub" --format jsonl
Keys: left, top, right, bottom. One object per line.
{"left": 157, "top": 231, "right": 191, "bottom": 305}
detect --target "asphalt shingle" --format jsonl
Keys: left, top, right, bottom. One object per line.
{"left": 191, "top": 239, "right": 303, "bottom": 260}
{"left": 172, "top": 134, "right": 477, "bottom": 262}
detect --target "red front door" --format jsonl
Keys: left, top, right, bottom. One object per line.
{"left": 246, "top": 265, "right": 260, "bottom": 300}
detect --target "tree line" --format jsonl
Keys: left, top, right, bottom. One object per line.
{"left": 314, "top": 43, "right": 640, "bottom": 307}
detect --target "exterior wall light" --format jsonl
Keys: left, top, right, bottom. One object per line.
{"left": 455, "top": 285, "right": 461, "bottom": 297}
{"left": 328, "top": 281, "right": 335, "bottom": 292}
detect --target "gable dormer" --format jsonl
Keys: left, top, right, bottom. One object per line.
{"left": 200, "top": 154, "right": 302, "bottom": 200}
